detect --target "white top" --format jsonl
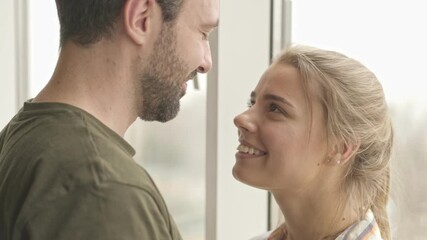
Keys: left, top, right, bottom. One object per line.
{"left": 249, "top": 230, "right": 273, "bottom": 240}
{"left": 249, "top": 210, "right": 383, "bottom": 240}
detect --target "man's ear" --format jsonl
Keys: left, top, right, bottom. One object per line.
{"left": 123, "top": 0, "right": 158, "bottom": 45}
{"left": 328, "top": 139, "right": 360, "bottom": 165}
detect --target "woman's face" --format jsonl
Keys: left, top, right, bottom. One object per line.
{"left": 233, "top": 63, "right": 329, "bottom": 192}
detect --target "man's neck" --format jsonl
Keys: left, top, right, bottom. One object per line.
{"left": 33, "top": 41, "right": 139, "bottom": 137}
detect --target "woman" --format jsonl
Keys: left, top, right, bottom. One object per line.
{"left": 233, "top": 45, "right": 393, "bottom": 240}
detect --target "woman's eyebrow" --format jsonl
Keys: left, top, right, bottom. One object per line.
{"left": 265, "top": 94, "right": 295, "bottom": 109}
{"left": 250, "top": 91, "right": 295, "bottom": 108}
{"left": 250, "top": 91, "right": 256, "bottom": 99}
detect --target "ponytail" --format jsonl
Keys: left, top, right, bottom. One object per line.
{"left": 371, "top": 168, "right": 391, "bottom": 240}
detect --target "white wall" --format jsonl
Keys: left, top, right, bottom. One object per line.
{"left": 0, "top": 0, "right": 17, "bottom": 129}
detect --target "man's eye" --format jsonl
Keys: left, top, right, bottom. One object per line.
{"left": 202, "top": 32, "right": 209, "bottom": 40}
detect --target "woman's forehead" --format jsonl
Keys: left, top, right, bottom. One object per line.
{"left": 255, "top": 64, "right": 303, "bottom": 99}
{"left": 255, "top": 63, "right": 324, "bottom": 111}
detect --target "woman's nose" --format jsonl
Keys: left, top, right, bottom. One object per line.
{"left": 233, "top": 110, "right": 257, "bottom": 135}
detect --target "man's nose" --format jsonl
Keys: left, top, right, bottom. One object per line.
{"left": 197, "top": 42, "right": 212, "bottom": 73}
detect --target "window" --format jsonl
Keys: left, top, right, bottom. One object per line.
{"left": 292, "top": 0, "right": 427, "bottom": 238}
{"left": 125, "top": 77, "right": 208, "bottom": 240}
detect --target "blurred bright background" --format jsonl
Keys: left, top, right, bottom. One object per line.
{"left": 291, "top": 1, "right": 427, "bottom": 238}
{"left": 1, "top": 0, "right": 426, "bottom": 239}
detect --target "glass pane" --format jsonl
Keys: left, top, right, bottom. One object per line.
{"left": 0, "top": 0, "right": 17, "bottom": 128}
{"left": 29, "top": 0, "right": 59, "bottom": 98}
{"left": 293, "top": 0, "right": 427, "bottom": 238}
{"left": 125, "top": 75, "right": 207, "bottom": 240}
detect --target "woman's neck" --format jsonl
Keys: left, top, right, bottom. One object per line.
{"left": 272, "top": 187, "right": 357, "bottom": 240}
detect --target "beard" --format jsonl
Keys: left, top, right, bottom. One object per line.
{"left": 137, "top": 24, "right": 195, "bottom": 122}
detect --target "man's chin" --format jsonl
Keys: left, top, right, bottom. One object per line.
{"left": 139, "top": 103, "right": 181, "bottom": 123}
{"left": 157, "top": 108, "right": 180, "bottom": 122}
{"left": 180, "top": 82, "right": 188, "bottom": 98}
{"left": 180, "top": 90, "right": 186, "bottom": 98}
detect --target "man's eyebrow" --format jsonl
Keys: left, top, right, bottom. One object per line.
{"left": 214, "top": 19, "right": 219, "bottom": 27}
{"left": 203, "top": 19, "right": 219, "bottom": 29}
{"left": 251, "top": 91, "right": 295, "bottom": 108}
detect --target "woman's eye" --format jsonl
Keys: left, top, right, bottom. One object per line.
{"left": 269, "top": 103, "right": 285, "bottom": 115}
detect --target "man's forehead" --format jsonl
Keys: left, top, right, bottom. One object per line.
{"left": 183, "top": 0, "right": 219, "bottom": 16}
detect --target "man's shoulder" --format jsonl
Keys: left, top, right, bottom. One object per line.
{"left": 1, "top": 102, "right": 91, "bottom": 152}
{"left": 0, "top": 101, "right": 157, "bottom": 206}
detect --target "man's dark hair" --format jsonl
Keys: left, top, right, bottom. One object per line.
{"left": 55, "top": 0, "right": 184, "bottom": 47}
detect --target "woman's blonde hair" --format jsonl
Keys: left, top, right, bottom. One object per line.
{"left": 275, "top": 45, "right": 393, "bottom": 239}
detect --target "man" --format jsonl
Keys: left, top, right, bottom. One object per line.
{"left": 0, "top": 0, "right": 219, "bottom": 239}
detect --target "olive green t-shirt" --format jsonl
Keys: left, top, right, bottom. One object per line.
{"left": 0, "top": 101, "right": 182, "bottom": 240}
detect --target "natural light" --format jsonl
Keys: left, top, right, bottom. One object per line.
{"left": 293, "top": 0, "right": 427, "bottom": 238}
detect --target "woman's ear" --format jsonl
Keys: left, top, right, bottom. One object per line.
{"left": 327, "top": 139, "right": 360, "bottom": 165}
{"left": 123, "top": 0, "right": 159, "bottom": 45}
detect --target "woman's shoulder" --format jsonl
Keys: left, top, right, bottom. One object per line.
{"left": 249, "top": 209, "right": 382, "bottom": 240}
{"left": 249, "top": 230, "right": 273, "bottom": 240}
{"left": 335, "top": 209, "right": 383, "bottom": 240}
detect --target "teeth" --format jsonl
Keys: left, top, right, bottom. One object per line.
{"left": 249, "top": 148, "right": 254, "bottom": 155}
{"left": 244, "top": 146, "right": 249, "bottom": 153}
{"left": 237, "top": 144, "right": 264, "bottom": 156}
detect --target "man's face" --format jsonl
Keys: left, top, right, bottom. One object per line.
{"left": 138, "top": 24, "right": 193, "bottom": 122}
{"left": 138, "top": 0, "right": 219, "bottom": 122}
